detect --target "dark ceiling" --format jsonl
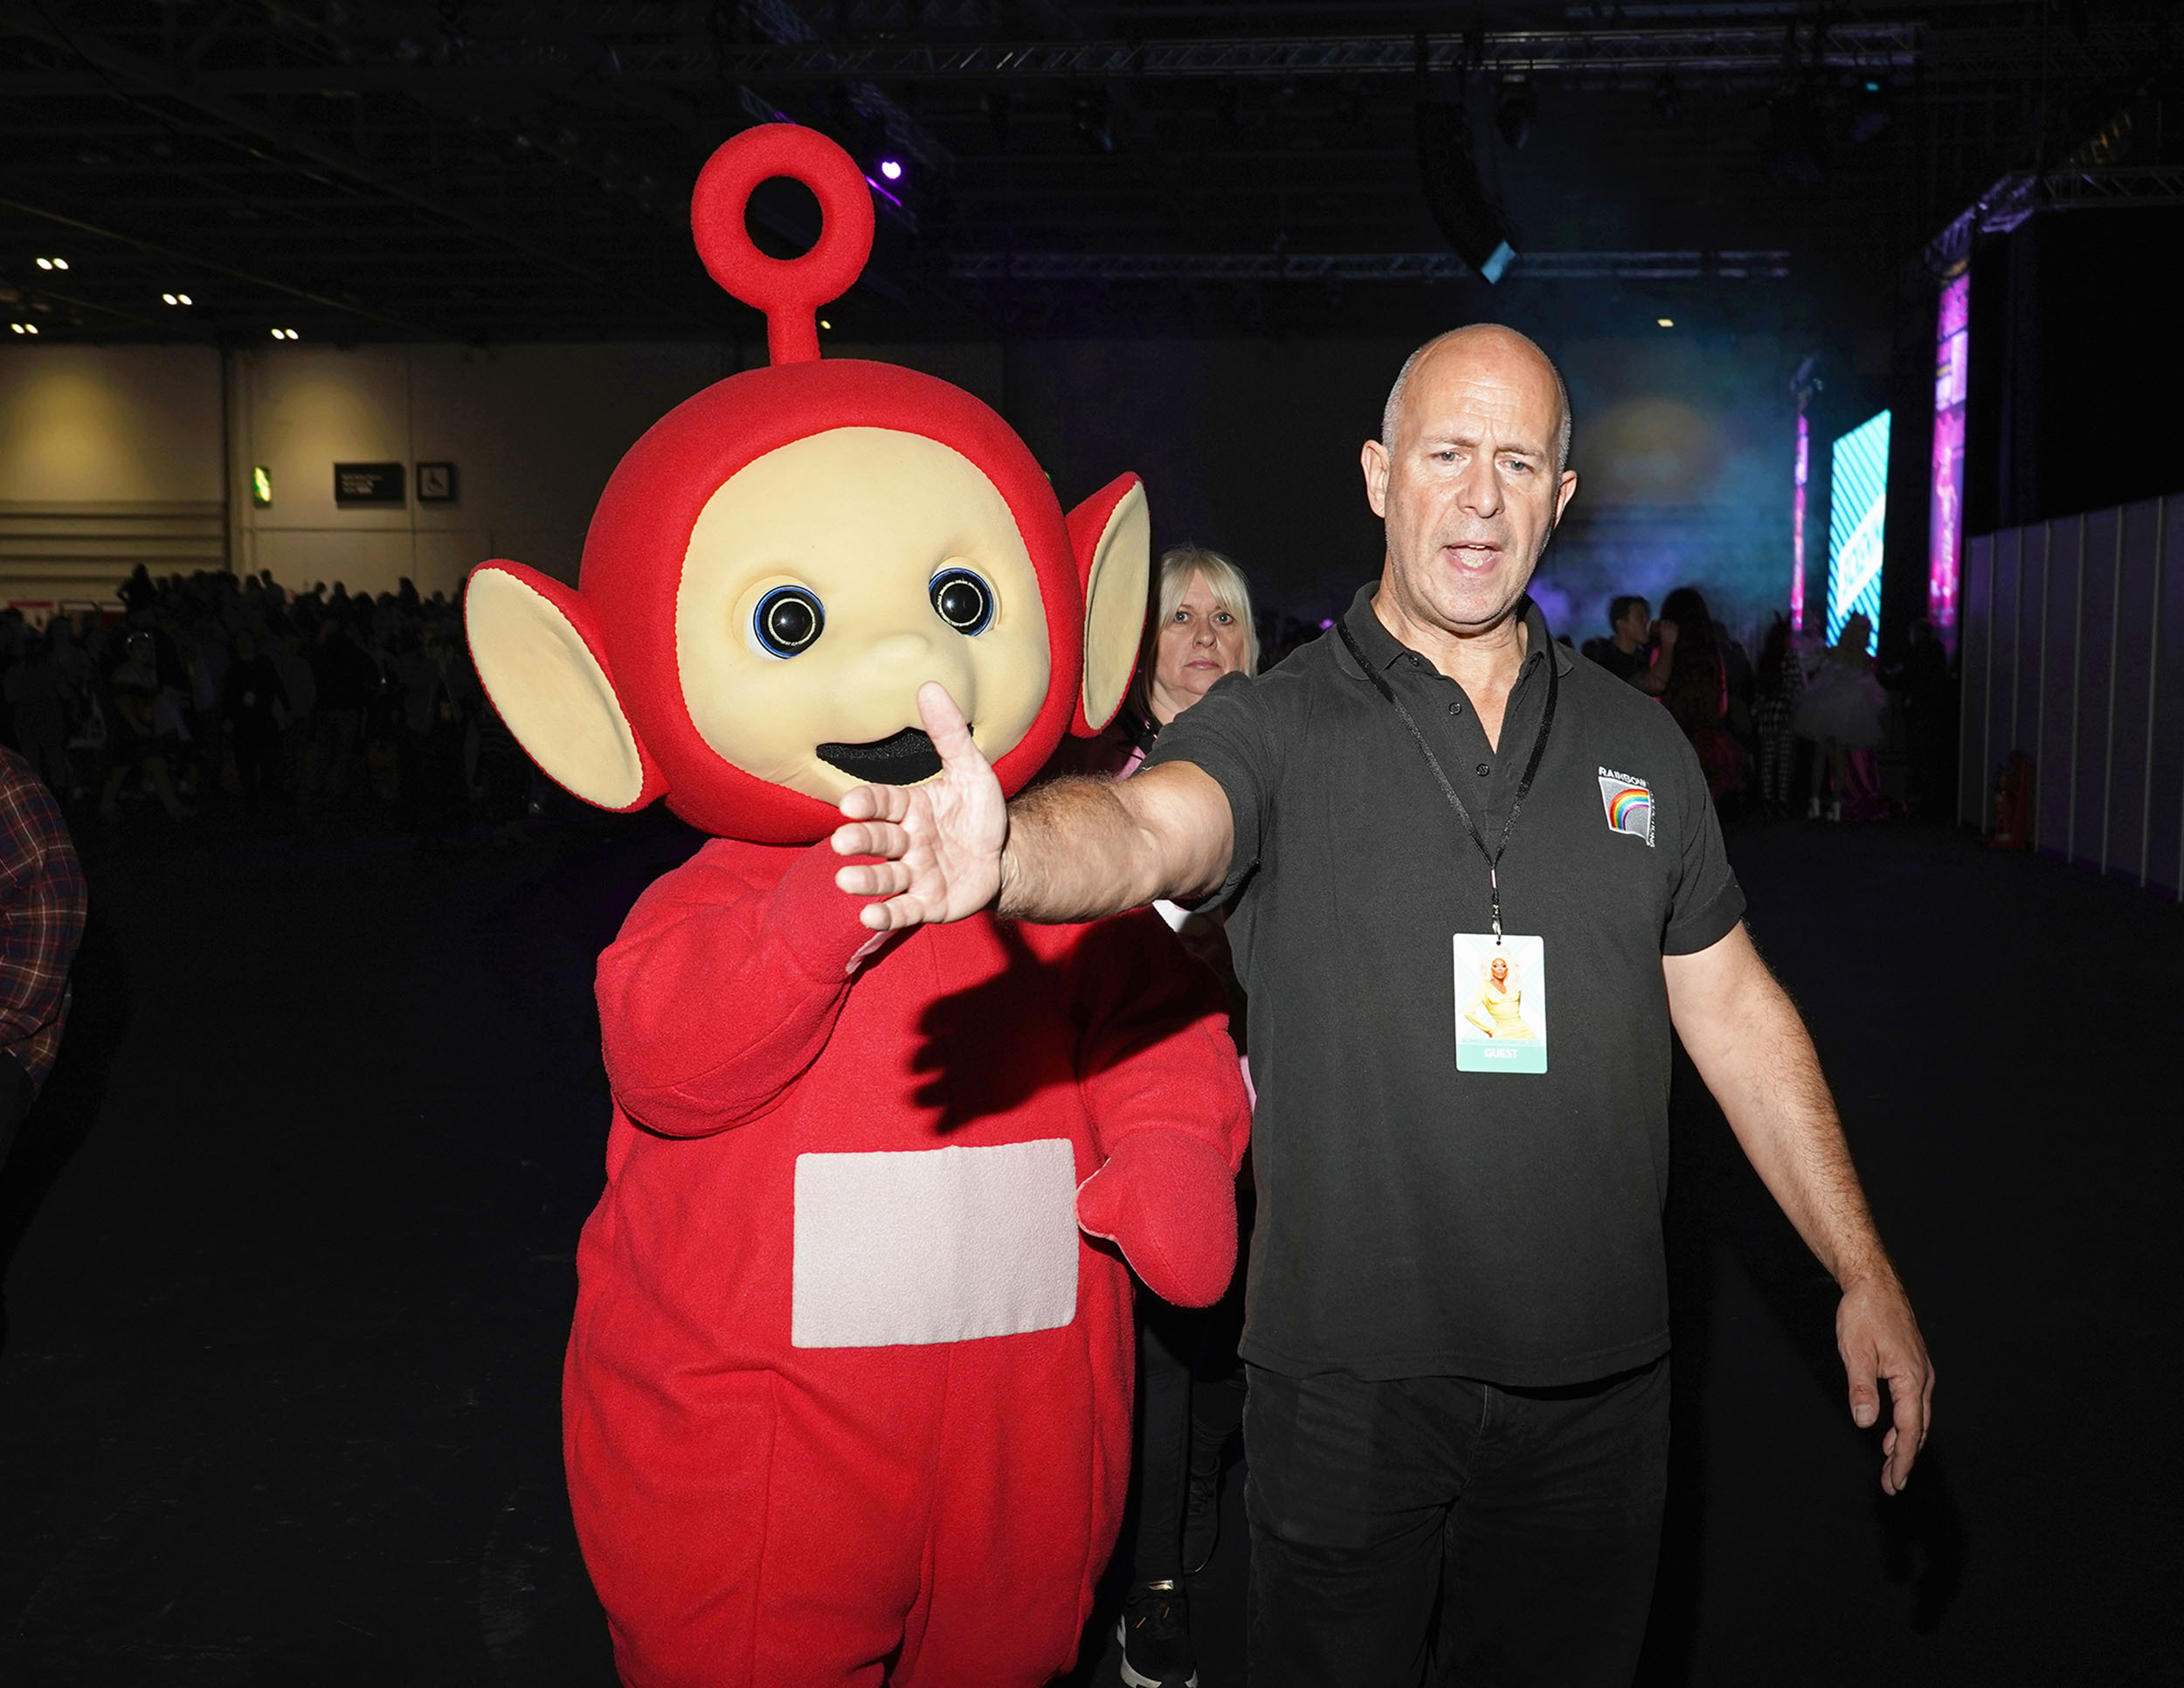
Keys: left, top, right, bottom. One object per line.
{"left": 1, "top": 2, "right": 2177, "bottom": 347}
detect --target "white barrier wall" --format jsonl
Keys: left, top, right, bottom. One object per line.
{"left": 1957, "top": 495, "right": 2184, "bottom": 897}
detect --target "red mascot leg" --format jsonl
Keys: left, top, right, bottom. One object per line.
{"left": 892, "top": 1263, "right": 1135, "bottom": 1688}
{"left": 569, "top": 1350, "right": 952, "bottom": 1688}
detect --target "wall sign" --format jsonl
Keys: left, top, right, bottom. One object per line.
{"left": 416, "top": 461, "right": 459, "bottom": 503}
{"left": 334, "top": 461, "right": 404, "bottom": 505}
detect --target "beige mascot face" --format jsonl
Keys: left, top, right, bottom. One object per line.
{"left": 461, "top": 122, "right": 1152, "bottom": 847}
{"left": 676, "top": 429, "right": 1054, "bottom": 804}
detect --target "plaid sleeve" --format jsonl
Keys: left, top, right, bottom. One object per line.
{"left": 0, "top": 750, "right": 87, "bottom": 1091}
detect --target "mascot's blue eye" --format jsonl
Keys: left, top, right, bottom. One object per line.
{"left": 930, "top": 569, "right": 994, "bottom": 636}
{"left": 753, "top": 585, "right": 824, "bottom": 657}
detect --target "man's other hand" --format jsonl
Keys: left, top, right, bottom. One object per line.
{"left": 1837, "top": 1271, "right": 1934, "bottom": 1495}
{"left": 832, "top": 682, "right": 1006, "bottom": 930}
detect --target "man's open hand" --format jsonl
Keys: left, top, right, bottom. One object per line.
{"left": 831, "top": 682, "right": 1006, "bottom": 930}
{"left": 1837, "top": 1271, "right": 1934, "bottom": 1495}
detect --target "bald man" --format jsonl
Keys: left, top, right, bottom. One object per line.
{"left": 831, "top": 326, "right": 1932, "bottom": 1686}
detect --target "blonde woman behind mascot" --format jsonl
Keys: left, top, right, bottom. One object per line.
{"left": 1061, "top": 543, "right": 1260, "bottom": 785}
{"left": 1079, "top": 543, "right": 1260, "bottom": 1688}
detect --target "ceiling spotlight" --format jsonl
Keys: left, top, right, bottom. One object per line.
{"left": 1657, "top": 318, "right": 1675, "bottom": 329}
{"left": 1415, "top": 102, "right": 1517, "bottom": 285}
{"left": 1766, "top": 88, "right": 1829, "bottom": 184}
{"left": 34, "top": 257, "right": 68, "bottom": 271}
{"left": 1073, "top": 86, "right": 1115, "bottom": 155}
{"left": 162, "top": 291, "right": 195, "bottom": 307}
{"left": 270, "top": 327, "right": 299, "bottom": 340}
{"left": 818, "top": 318, "right": 832, "bottom": 331}
{"left": 1493, "top": 79, "right": 1537, "bottom": 150}
{"left": 1851, "top": 80, "right": 1893, "bottom": 144}
{"left": 10, "top": 322, "right": 38, "bottom": 335}
{"left": 878, "top": 157, "right": 903, "bottom": 183}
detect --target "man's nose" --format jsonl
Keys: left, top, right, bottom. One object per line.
{"left": 1454, "top": 457, "right": 1504, "bottom": 519}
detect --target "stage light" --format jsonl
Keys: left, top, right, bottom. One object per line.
{"left": 271, "top": 327, "right": 299, "bottom": 340}
{"left": 1656, "top": 317, "right": 1674, "bottom": 329}
{"left": 1766, "top": 88, "right": 1829, "bottom": 183}
{"left": 9, "top": 322, "right": 36, "bottom": 334}
{"left": 1494, "top": 79, "right": 1537, "bottom": 150}
{"left": 252, "top": 467, "right": 273, "bottom": 508}
{"left": 878, "top": 157, "right": 903, "bottom": 183}
{"left": 1074, "top": 87, "right": 1114, "bottom": 155}
{"left": 1653, "top": 73, "right": 1682, "bottom": 126}
{"left": 1415, "top": 103, "right": 1517, "bottom": 284}
{"left": 34, "top": 257, "right": 67, "bottom": 271}
{"left": 1851, "top": 80, "right": 1892, "bottom": 144}
{"left": 819, "top": 318, "right": 832, "bottom": 331}
{"left": 162, "top": 291, "right": 194, "bottom": 306}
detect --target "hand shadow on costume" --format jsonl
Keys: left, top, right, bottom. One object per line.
{"left": 908, "top": 916, "right": 1197, "bottom": 1133}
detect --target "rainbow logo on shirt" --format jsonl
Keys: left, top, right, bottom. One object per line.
{"left": 1597, "top": 770, "right": 1656, "bottom": 847}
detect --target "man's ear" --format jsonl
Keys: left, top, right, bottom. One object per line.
{"left": 464, "top": 562, "right": 663, "bottom": 812}
{"left": 1065, "top": 474, "right": 1151, "bottom": 737}
{"left": 1361, "top": 437, "right": 1390, "bottom": 518}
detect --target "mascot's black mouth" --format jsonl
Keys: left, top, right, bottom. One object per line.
{"left": 817, "top": 726, "right": 952, "bottom": 785}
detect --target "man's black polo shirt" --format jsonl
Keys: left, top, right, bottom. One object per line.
{"left": 1144, "top": 583, "right": 1745, "bottom": 1386}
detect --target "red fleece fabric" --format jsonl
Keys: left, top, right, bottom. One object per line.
{"left": 572, "top": 838, "right": 1250, "bottom": 1686}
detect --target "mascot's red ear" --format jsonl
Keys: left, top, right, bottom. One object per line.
{"left": 690, "top": 124, "right": 875, "bottom": 367}
{"left": 465, "top": 562, "right": 665, "bottom": 813}
{"left": 1067, "top": 474, "right": 1152, "bottom": 737}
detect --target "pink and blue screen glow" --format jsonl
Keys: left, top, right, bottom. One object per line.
{"left": 1827, "top": 409, "right": 1891, "bottom": 649}
{"left": 1928, "top": 275, "right": 1968, "bottom": 647}
{"left": 1791, "top": 412, "right": 1810, "bottom": 634}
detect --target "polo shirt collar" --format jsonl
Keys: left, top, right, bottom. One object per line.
{"left": 1337, "top": 582, "right": 1572, "bottom": 680}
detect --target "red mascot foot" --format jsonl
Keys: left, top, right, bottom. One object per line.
{"left": 1076, "top": 1128, "right": 1240, "bottom": 1308}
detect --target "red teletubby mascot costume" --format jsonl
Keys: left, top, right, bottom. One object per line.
{"left": 464, "top": 125, "right": 1251, "bottom": 1686}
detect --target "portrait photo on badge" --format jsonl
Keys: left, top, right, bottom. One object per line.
{"left": 1454, "top": 932, "right": 1548, "bottom": 1074}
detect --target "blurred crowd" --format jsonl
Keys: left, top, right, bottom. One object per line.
{"left": 0, "top": 565, "right": 1958, "bottom": 839}
{"left": 1578, "top": 587, "right": 1956, "bottom": 821}
{"left": 0, "top": 564, "right": 540, "bottom": 839}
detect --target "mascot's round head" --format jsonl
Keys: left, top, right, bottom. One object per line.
{"left": 464, "top": 123, "right": 1149, "bottom": 845}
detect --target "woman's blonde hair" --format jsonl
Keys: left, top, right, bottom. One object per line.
{"left": 1131, "top": 543, "right": 1260, "bottom": 719}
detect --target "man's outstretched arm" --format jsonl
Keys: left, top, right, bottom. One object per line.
{"left": 831, "top": 682, "right": 1234, "bottom": 930}
{"left": 1662, "top": 922, "right": 1935, "bottom": 1496}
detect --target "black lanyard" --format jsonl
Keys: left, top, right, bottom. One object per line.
{"left": 1337, "top": 613, "right": 1559, "bottom": 944}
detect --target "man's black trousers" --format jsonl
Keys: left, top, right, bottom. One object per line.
{"left": 1243, "top": 1356, "right": 1669, "bottom": 1687}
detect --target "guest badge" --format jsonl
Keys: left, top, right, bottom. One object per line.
{"left": 1454, "top": 933, "right": 1547, "bottom": 1074}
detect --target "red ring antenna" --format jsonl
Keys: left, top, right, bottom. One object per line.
{"left": 690, "top": 124, "right": 876, "bottom": 367}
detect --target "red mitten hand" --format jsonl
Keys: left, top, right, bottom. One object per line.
{"left": 1075, "top": 1130, "right": 1238, "bottom": 1308}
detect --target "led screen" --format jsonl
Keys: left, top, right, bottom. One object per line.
{"left": 1791, "top": 410, "right": 1809, "bottom": 633}
{"left": 1928, "top": 274, "right": 1968, "bottom": 647}
{"left": 1827, "top": 409, "right": 1890, "bottom": 649}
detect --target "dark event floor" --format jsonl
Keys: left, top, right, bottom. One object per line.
{"left": 0, "top": 807, "right": 2175, "bottom": 1685}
